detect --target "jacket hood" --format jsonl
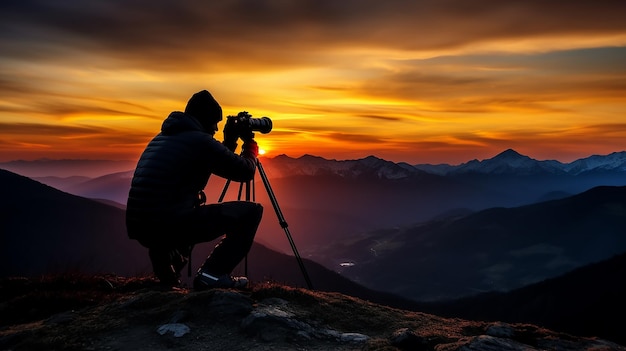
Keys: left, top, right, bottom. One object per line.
{"left": 161, "top": 111, "right": 205, "bottom": 135}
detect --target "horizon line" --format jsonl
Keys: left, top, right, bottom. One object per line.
{"left": 2, "top": 148, "right": 626, "bottom": 166}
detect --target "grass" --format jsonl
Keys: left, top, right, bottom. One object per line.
{"left": 0, "top": 273, "right": 158, "bottom": 326}
{"left": 1, "top": 273, "right": 614, "bottom": 351}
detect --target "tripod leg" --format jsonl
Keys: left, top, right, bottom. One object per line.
{"left": 256, "top": 159, "right": 314, "bottom": 290}
{"left": 219, "top": 180, "right": 231, "bottom": 202}
{"left": 218, "top": 163, "right": 311, "bottom": 288}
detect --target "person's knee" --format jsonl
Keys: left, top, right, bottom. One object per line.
{"left": 222, "top": 201, "right": 263, "bottom": 222}
{"left": 250, "top": 202, "right": 263, "bottom": 222}
{"left": 239, "top": 202, "right": 263, "bottom": 226}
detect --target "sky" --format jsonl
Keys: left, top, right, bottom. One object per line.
{"left": 1, "top": 0, "right": 626, "bottom": 165}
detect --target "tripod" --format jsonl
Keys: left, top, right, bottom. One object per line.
{"left": 218, "top": 158, "right": 314, "bottom": 290}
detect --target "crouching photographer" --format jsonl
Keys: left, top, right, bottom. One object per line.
{"left": 126, "top": 90, "right": 266, "bottom": 290}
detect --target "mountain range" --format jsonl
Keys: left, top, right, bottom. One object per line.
{"left": 5, "top": 149, "right": 621, "bottom": 255}
{"left": 412, "top": 149, "right": 626, "bottom": 176}
{"left": 2, "top": 149, "right": 626, "bottom": 345}
{"left": 0, "top": 150, "right": 620, "bottom": 213}
{"left": 2, "top": 149, "right": 626, "bottom": 299}
{"left": 258, "top": 149, "right": 626, "bottom": 178}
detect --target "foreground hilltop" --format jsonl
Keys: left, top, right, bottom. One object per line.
{"left": 1, "top": 275, "right": 623, "bottom": 351}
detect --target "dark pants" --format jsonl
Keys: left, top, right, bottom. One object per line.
{"left": 139, "top": 201, "right": 263, "bottom": 282}
{"left": 186, "top": 201, "right": 263, "bottom": 275}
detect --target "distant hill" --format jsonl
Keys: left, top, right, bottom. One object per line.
{"left": 327, "top": 185, "right": 626, "bottom": 301}
{"left": 419, "top": 251, "right": 626, "bottom": 345}
{"left": 0, "top": 169, "right": 146, "bottom": 277}
{"left": 34, "top": 170, "right": 134, "bottom": 206}
{"left": 31, "top": 175, "right": 91, "bottom": 190}
{"left": 0, "top": 159, "right": 136, "bottom": 178}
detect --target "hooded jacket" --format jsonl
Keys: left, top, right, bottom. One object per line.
{"left": 126, "top": 111, "right": 256, "bottom": 241}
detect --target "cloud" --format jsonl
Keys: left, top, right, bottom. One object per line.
{"left": 0, "top": 121, "right": 155, "bottom": 161}
{"left": 357, "top": 114, "right": 403, "bottom": 122}
{"left": 0, "top": 122, "right": 152, "bottom": 144}
{"left": 1, "top": 0, "right": 625, "bottom": 163}
{"left": 324, "top": 132, "right": 387, "bottom": 144}
{"left": 340, "top": 47, "right": 626, "bottom": 116}
{"left": 2, "top": 0, "right": 626, "bottom": 72}
{"left": 0, "top": 122, "right": 105, "bottom": 136}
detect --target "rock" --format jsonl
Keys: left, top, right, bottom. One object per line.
{"left": 241, "top": 304, "right": 314, "bottom": 341}
{"left": 156, "top": 323, "right": 190, "bottom": 337}
{"left": 340, "top": 332, "right": 369, "bottom": 343}
{"left": 390, "top": 328, "right": 430, "bottom": 350}
{"left": 241, "top": 298, "right": 369, "bottom": 344}
{"left": 485, "top": 322, "right": 515, "bottom": 338}
{"left": 465, "top": 335, "right": 538, "bottom": 350}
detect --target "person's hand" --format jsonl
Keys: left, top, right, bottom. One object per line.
{"left": 241, "top": 139, "right": 259, "bottom": 159}
{"left": 222, "top": 140, "right": 238, "bottom": 152}
{"left": 223, "top": 118, "right": 239, "bottom": 151}
{"left": 239, "top": 129, "right": 254, "bottom": 143}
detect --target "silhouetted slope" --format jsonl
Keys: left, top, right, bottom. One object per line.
{"left": 55, "top": 170, "right": 133, "bottom": 205}
{"left": 420, "top": 251, "right": 626, "bottom": 345}
{"left": 333, "top": 186, "right": 626, "bottom": 301}
{"left": 0, "top": 169, "right": 148, "bottom": 276}
{"left": 0, "top": 159, "right": 136, "bottom": 178}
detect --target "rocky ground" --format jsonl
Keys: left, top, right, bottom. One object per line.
{"left": 0, "top": 275, "right": 624, "bottom": 351}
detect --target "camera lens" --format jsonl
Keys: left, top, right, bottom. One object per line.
{"left": 249, "top": 117, "right": 272, "bottom": 134}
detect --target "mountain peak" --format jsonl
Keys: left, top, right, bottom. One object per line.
{"left": 445, "top": 149, "right": 565, "bottom": 175}
{"left": 264, "top": 154, "right": 424, "bottom": 180}
{"left": 494, "top": 149, "right": 525, "bottom": 159}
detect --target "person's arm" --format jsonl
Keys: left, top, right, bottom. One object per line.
{"left": 208, "top": 138, "right": 258, "bottom": 182}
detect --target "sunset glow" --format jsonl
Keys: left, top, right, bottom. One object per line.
{"left": 1, "top": 1, "right": 625, "bottom": 165}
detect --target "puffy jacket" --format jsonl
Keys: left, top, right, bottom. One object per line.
{"left": 126, "top": 111, "right": 256, "bottom": 241}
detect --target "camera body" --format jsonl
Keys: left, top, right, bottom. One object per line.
{"left": 225, "top": 111, "right": 272, "bottom": 142}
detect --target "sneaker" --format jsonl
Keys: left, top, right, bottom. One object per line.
{"left": 193, "top": 271, "right": 249, "bottom": 290}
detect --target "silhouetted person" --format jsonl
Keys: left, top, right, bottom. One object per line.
{"left": 126, "top": 90, "right": 263, "bottom": 289}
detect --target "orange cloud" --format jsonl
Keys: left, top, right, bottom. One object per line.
{"left": 1, "top": 1, "right": 625, "bottom": 164}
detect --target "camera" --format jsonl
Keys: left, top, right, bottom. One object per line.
{"left": 225, "top": 111, "right": 272, "bottom": 141}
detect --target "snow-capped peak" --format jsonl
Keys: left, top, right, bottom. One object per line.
{"left": 263, "top": 154, "right": 424, "bottom": 179}
{"left": 264, "top": 149, "right": 626, "bottom": 179}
